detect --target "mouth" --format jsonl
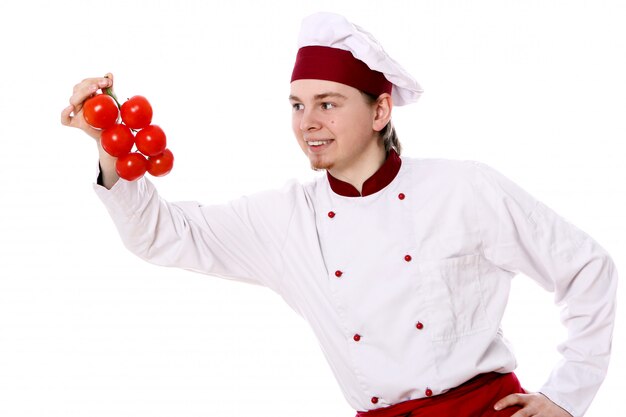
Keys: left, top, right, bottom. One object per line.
{"left": 305, "top": 139, "right": 334, "bottom": 151}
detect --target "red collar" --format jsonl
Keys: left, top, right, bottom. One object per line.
{"left": 326, "top": 150, "right": 402, "bottom": 197}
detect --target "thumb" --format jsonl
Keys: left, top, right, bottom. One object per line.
{"left": 103, "top": 72, "right": 117, "bottom": 97}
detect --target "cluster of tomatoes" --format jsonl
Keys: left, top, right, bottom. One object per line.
{"left": 83, "top": 88, "right": 174, "bottom": 181}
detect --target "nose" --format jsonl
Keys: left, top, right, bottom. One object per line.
{"left": 299, "top": 108, "right": 321, "bottom": 132}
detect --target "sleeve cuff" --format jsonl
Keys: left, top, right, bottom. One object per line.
{"left": 96, "top": 162, "right": 105, "bottom": 187}
{"left": 538, "top": 389, "right": 576, "bottom": 417}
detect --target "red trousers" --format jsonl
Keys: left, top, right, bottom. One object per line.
{"left": 356, "top": 373, "right": 525, "bottom": 417}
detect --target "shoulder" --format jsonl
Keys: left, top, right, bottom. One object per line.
{"left": 398, "top": 157, "right": 528, "bottom": 205}
{"left": 399, "top": 155, "right": 490, "bottom": 185}
{"left": 401, "top": 155, "right": 481, "bottom": 170}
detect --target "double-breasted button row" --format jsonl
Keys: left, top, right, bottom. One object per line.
{"left": 328, "top": 191, "right": 424, "bottom": 406}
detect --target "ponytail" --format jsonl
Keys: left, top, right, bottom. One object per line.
{"left": 362, "top": 91, "right": 402, "bottom": 156}
{"left": 381, "top": 122, "right": 401, "bottom": 155}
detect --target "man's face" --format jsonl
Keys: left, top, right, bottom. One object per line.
{"left": 289, "top": 79, "right": 381, "bottom": 177}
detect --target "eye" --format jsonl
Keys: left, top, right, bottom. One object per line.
{"left": 292, "top": 103, "right": 304, "bottom": 111}
{"left": 321, "top": 102, "right": 335, "bottom": 110}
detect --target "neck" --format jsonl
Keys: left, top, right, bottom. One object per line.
{"left": 328, "top": 143, "right": 386, "bottom": 194}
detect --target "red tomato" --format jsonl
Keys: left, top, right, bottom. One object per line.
{"left": 101, "top": 124, "right": 135, "bottom": 157}
{"left": 120, "top": 95, "right": 153, "bottom": 129}
{"left": 116, "top": 152, "right": 148, "bottom": 181}
{"left": 135, "top": 125, "right": 167, "bottom": 156}
{"left": 147, "top": 149, "right": 174, "bottom": 177}
{"left": 83, "top": 94, "right": 119, "bottom": 129}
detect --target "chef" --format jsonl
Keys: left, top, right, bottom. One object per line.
{"left": 61, "top": 11, "right": 617, "bottom": 417}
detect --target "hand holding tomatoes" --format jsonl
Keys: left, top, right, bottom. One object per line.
{"left": 61, "top": 75, "right": 115, "bottom": 140}
{"left": 80, "top": 82, "right": 174, "bottom": 182}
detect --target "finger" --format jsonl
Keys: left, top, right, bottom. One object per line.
{"left": 104, "top": 72, "right": 115, "bottom": 91}
{"left": 72, "top": 76, "right": 112, "bottom": 94}
{"left": 69, "top": 76, "right": 112, "bottom": 108}
{"left": 103, "top": 72, "right": 119, "bottom": 100}
{"left": 61, "top": 104, "right": 74, "bottom": 126}
{"left": 494, "top": 393, "right": 528, "bottom": 411}
{"left": 69, "top": 83, "right": 97, "bottom": 108}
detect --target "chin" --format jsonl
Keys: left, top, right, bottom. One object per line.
{"left": 309, "top": 157, "right": 334, "bottom": 171}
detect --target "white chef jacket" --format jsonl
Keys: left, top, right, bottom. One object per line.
{"left": 94, "top": 154, "right": 617, "bottom": 417}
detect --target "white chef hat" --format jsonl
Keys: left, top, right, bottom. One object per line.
{"left": 291, "top": 12, "right": 423, "bottom": 106}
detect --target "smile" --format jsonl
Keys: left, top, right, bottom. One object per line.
{"left": 306, "top": 139, "right": 333, "bottom": 146}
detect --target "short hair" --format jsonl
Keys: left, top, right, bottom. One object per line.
{"left": 362, "top": 92, "right": 402, "bottom": 155}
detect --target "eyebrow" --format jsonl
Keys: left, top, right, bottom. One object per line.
{"left": 289, "top": 92, "right": 348, "bottom": 102}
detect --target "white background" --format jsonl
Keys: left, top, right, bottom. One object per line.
{"left": 0, "top": 0, "right": 624, "bottom": 416}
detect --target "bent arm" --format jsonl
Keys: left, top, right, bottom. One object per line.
{"left": 470, "top": 161, "right": 618, "bottom": 417}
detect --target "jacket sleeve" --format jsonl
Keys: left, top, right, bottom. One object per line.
{"left": 469, "top": 161, "right": 618, "bottom": 417}
{"left": 93, "top": 177, "right": 298, "bottom": 294}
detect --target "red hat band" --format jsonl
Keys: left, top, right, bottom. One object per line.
{"left": 291, "top": 46, "right": 392, "bottom": 98}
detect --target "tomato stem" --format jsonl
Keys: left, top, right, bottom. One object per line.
{"left": 104, "top": 87, "right": 122, "bottom": 109}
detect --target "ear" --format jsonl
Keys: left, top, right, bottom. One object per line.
{"left": 372, "top": 93, "right": 393, "bottom": 132}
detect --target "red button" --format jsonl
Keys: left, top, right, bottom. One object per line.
{"left": 335, "top": 270, "right": 343, "bottom": 278}
{"left": 328, "top": 211, "right": 335, "bottom": 218}
{"left": 353, "top": 334, "right": 361, "bottom": 342}
{"left": 371, "top": 397, "right": 379, "bottom": 404}
{"left": 416, "top": 322, "right": 424, "bottom": 330}
{"left": 404, "top": 254, "right": 412, "bottom": 262}
{"left": 425, "top": 388, "right": 433, "bottom": 397}
{"left": 398, "top": 193, "right": 405, "bottom": 200}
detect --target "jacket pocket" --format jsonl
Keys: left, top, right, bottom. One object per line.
{"left": 417, "top": 254, "right": 489, "bottom": 341}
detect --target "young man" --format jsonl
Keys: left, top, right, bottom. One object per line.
{"left": 61, "top": 12, "right": 616, "bottom": 417}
